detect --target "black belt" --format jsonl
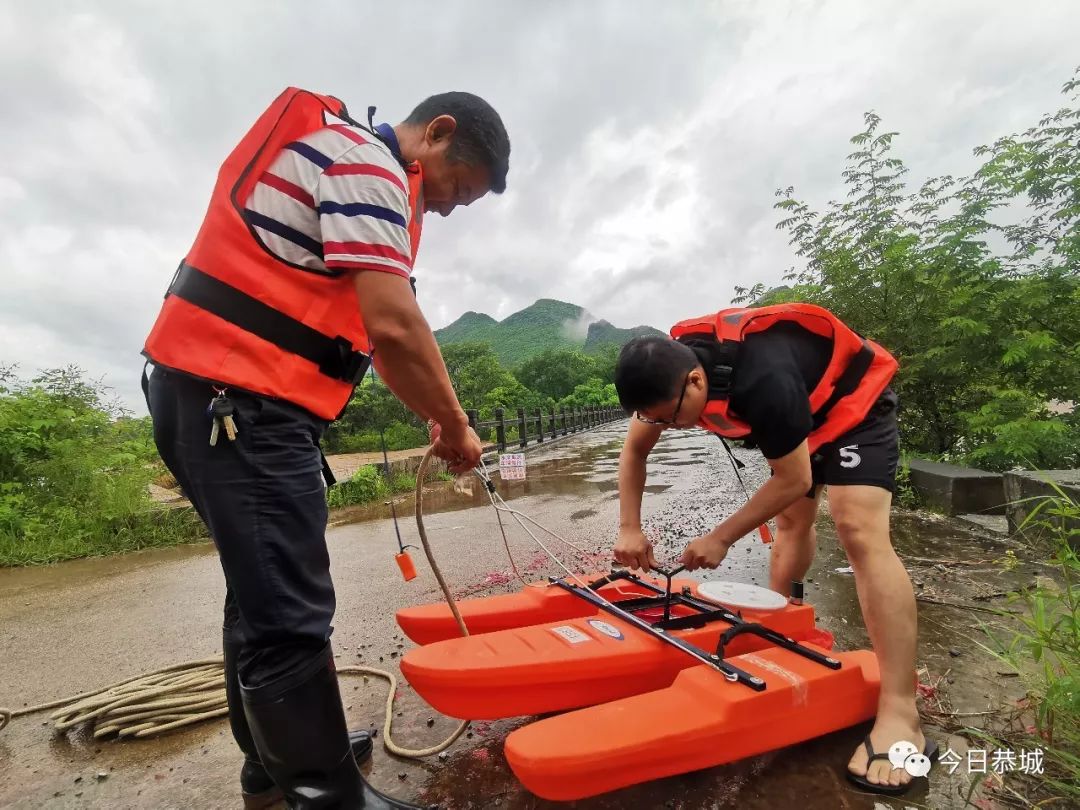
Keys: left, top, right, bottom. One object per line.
{"left": 167, "top": 261, "right": 370, "bottom": 384}
{"left": 812, "top": 342, "right": 876, "bottom": 429}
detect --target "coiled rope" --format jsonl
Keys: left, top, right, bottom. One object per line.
{"left": 0, "top": 659, "right": 226, "bottom": 738}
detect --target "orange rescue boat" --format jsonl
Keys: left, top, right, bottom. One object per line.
{"left": 398, "top": 571, "right": 835, "bottom": 719}
{"left": 397, "top": 571, "right": 879, "bottom": 799}
{"left": 505, "top": 645, "right": 881, "bottom": 800}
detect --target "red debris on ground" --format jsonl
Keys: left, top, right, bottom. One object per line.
{"left": 523, "top": 553, "right": 549, "bottom": 573}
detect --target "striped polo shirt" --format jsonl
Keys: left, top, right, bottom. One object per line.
{"left": 244, "top": 116, "right": 416, "bottom": 278}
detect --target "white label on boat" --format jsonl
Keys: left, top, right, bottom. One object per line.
{"left": 550, "top": 625, "right": 591, "bottom": 644}
{"left": 742, "top": 654, "right": 809, "bottom": 706}
{"left": 587, "top": 619, "right": 624, "bottom": 640}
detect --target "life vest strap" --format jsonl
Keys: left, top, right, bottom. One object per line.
{"left": 811, "top": 342, "right": 875, "bottom": 428}
{"left": 678, "top": 337, "right": 738, "bottom": 398}
{"left": 167, "top": 262, "right": 371, "bottom": 384}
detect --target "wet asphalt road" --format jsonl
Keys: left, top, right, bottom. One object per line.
{"left": 0, "top": 422, "right": 1025, "bottom": 808}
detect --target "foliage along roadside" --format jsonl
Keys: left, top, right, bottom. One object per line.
{"left": 740, "top": 69, "right": 1080, "bottom": 472}
{"left": 321, "top": 342, "right": 621, "bottom": 454}
{"left": 0, "top": 367, "right": 439, "bottom": 565}
{"left": 0, "top": 366, "right": 205, "bottom": 566}
{"left": 971, "top": 487, "right": 1080, "bottom": 805}
{"left": 325, "top": 465, "right": 422, "bottom": 510}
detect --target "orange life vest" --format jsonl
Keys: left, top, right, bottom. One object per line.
{"left": 670, "top": 304, "right": 898, "bottom": 454}
{"left": 142, "top": 87, "right": 424, "bottom": 421}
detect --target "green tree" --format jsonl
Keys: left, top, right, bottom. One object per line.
{"left": 747, "top": 71, "right": 1080, "bottom": 471}
{"left": 323, "top": 343, "right": 549, "bottom": 452}
{"left": 323, "top": 373, "right": 425, "bottom": 453}
{"left": 590, "top": 343, "right": 622, "bottom": 385}
{"left": 0, "top": 366, "right": 200, "bottom": 565}
{"left": 515, "top": 348, "right": 597, "bottom": 400}
{"left": 482, "top": 378, "right": 547, "bottom": 414}
{"left": 441, "top": 342, "right": 520, "bottom": 408}
{"left": 559, "top": 378, "right": 620, "bottom": 409}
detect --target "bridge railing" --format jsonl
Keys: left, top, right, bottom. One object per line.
{"left": 464, "top": 406, "right": 626, "bottom": 456}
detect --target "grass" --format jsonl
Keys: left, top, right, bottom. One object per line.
{"left": 326, "top": 465, "right": 420, "bottom": 509}
{"left": 894, "top": 454, "right": 921, "bottom": 509}
{"left": 967, "top": 485, "right": 1080, "bottom": 805}
{"left": 1, "top": 455, "right": 441, "bottom": 566}
{"left": 0, "top": 497, "right": 206, "bottom": 566}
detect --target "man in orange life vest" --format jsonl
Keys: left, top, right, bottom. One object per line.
{"left": 612, "top": 304, "right": 935, "bottom": 796}
{"left": 142, "top": 88, "right": 509, "bottom": 809}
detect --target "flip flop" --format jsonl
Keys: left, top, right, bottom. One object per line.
{"left": 846, "top": 736, "right": 940, "bottom": 796}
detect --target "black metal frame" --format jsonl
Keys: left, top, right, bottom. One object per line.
{"left": 550, "top": 569, "right": 840, "bottom": 693}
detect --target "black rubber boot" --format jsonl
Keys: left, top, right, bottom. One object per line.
{"left": 225, "top": 635, "right": 375, "bottom": 808}
{"left": 240, "top": 644, "right": 422, "bottom": 809}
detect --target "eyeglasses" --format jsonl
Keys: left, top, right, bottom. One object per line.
{"left": 635, "top": 374, "right": 690, "bottom": 426}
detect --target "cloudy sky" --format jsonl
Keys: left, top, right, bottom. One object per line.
{"left": 2, "top": 1, "right": 1078, "bottom": 411}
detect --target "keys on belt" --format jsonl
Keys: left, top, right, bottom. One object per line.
{"left": 207, "top": 389, "right": 239, "bottom": 446}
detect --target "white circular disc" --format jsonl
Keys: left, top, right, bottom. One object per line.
{"left": 696, "top": 580, "right": 788, "bottom": 612}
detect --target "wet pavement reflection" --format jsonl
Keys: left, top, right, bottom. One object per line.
{"left": 0, "top": 422, "right": 1030, "bottom": 808}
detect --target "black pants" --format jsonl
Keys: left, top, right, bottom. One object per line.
{"left": 147, "top": 366, "right": 336, "bottom": 688}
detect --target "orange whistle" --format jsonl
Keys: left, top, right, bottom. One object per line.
{"left": 757, "top": 524, "right": 774, "bottom": 544}
{"left": 395, "top": 551, "right": 417, "bottom": 581}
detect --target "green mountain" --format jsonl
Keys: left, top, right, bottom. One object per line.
{"left": 584, "top": 320, "right": 666, "bottom": 353}
{"left": 434, "top": 299, "right": 664, "bottom": 367}
{"left": 431, "top": 311, "right": 497, "bottom": 344}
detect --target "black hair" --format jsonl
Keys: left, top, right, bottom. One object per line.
{"left": 404, "top": 92, "right": 510, "bottom": 193}
{"left": 614, "top": 336, "right": 700, "bottom": 414}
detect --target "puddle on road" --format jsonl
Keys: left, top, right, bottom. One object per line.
{"left": 0, "top": 421, "right": 1034, "bottom": 809}
{"left": 330, "top": 428, "right": 635, "bottom": 527}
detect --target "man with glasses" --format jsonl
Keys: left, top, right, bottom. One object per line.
{"left": 610, "top": 304, "right": 934, "bottom": 796}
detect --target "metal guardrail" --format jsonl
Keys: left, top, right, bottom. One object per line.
{"left": 464, "top": 405, "right": 626, "bottom": 455}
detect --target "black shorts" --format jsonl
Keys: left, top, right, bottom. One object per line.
{"left": 807, "top": 388, "right": 899, "bottom": 495}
